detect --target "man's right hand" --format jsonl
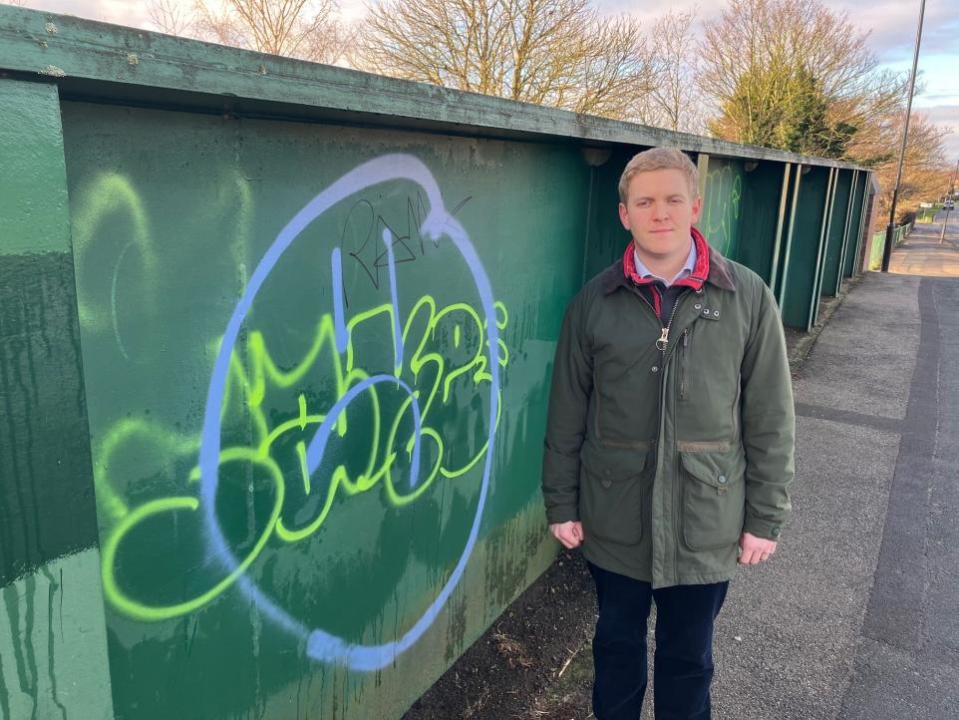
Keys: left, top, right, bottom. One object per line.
{"left": 549, "top": 521, "right": 585, "bottom": 549}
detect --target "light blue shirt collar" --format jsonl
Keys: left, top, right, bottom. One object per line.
{"left": 633, "top": 238, "right": 697, "bottom": 287}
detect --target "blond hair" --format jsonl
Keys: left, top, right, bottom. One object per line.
{"left": 618, "top": 148, "right": 699, "bottom": 204}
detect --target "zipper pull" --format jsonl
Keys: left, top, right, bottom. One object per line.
{"left": 683, "top": 330, "right": 689, "bottom": 348}
{"left": 656, "top": 327, "right": 669, "bottom": 351}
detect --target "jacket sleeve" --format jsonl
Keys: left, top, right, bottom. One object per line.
{"left": 541, "top": 292, "right": 593, "bottom": 525}
{"left": 740, "top": 281, "right": 795, "bottom": 541}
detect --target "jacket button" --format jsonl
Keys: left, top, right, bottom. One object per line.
{"left": 713, "top": 310, "right": 720, "bottom": 317}
{"left": 771, "top": 527, "right": 781, "bottom": 537}
{"left": 694, "top": 303, "right": 702, "bottom": 310}
{"left": 651, "top": 366, "right": 659, "bottom": 373}
{"left": 718, "top": 475, "right": 727, "bottom": 484}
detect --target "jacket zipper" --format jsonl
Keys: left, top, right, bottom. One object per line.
{"left": 664, "top": 299, "right": 686, "bottom": 586}
{"left": 679, "top": 329, "right": 690, "bottom": 400}
{"left": 655, "top": 297, "right": 683, "bottom": 354}
{"left": 641, "top": 286, "right": 692, "bottom": 586}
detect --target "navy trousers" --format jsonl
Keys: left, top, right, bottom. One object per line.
{"left": 587, "top": 562, "right": 728, "bottom": 720}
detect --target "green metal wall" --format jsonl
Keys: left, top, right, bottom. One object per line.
{"left": 779, "top": 165, "right": 832, "bottom": 331}
{"left": 62, "top": 100, "right": 585, "bottom": 719}
{"left": 0, "top": 7, "right": 876, "bottom": 719}
{"left": 820, "top": 170, "right": 854, "bottom": 297}
{"left": 844, "top": 172, "right": 870, "bottom": 279}
{"left": 0, "top": 80, "right": 115, "bottom": 719}
{"left": 697, "top": 156, "right": 746, "bottom": 259}
{"left": 735, "top": 161, "right": 790, "bottom": 284}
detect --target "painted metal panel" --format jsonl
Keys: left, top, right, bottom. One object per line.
{"left": 780, "top": 166, "right": 831, "bottom": 330}
{"left": 766, "top": 164, "right": 794, "bottom": 295}
{"left": 60, "top": 100, "right": 586, "bottom": 719}
{"left": 736, "top": 160, "right": 789, "bottom": 282}
{"left": 833, "top": 170, "right": 858, "bottom": 291}
{"left": 774, "top": 164, "right": 804, "bottom": 306}
{"left": 821, "top": 170, "right": 852, "bottom": 298}
{"left": 697, "top": 157, "right": 745, "bottom": 258}
{"left": 809, "top": 168, "right": 837, "bottom": 326}
{"left": 844, "top": 172, "right": 869, "bottom": 279}
{"left": 0, "top": 79, "right": 115, "bottom": 719}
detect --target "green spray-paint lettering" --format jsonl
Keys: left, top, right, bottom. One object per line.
{"left": 99, "top": 292, "right": 509, "bottom": 622}
{"left": 699, "top": 164, "right": 743, "bottom": 255}
{"left": 71, "top": 173, "right": 156, "bottom": 337}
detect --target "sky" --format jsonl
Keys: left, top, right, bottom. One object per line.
{"left": 11, "top": 0, "right": 959, "bottom": 160}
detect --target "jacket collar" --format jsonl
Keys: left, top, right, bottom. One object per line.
{"left": 602, "top": 228, "right": 736, "bottom": 295}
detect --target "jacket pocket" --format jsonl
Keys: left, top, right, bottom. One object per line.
{"left": 680, "top": 447, "right": 746, "bottom": 551}
{"left": 579, "top": 445, "right": 649, "bottom": 546}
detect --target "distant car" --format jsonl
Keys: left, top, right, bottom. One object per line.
{"left": 946, "top": 199, "right": 956, "bottom": 210}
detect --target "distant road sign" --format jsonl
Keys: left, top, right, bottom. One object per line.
{"left": 920, "top": 202, "right": 933, "bottom": 208}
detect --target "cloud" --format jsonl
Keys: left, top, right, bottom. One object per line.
{"left": 916, "top": 105, "right": 959, "bottom": 159}
{"left": 23, "top": 0, "right": 152, "bottom": 27}
{"left": 600, "top": 0, "right": 723, "bottom": 25}
{"left": 893, "top": 91, "right": 959, "bottom": 162}
{"left": 825, "top": 0, "right": 957, "bottom": 61}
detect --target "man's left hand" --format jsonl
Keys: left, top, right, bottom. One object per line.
{"left": 738, "top": 532, "right": 777, "bottom": 565}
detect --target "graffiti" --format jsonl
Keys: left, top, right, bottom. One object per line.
{"left": 71, "top": 173, "right": 156, "bottom": 357}
{"left": 95, "top": 155, "right": 506, "bottom": 672}
{"left": 340, "top": 193, "right": 474, "bottom": 304}
{"left": 699, "top": 165, "right": 743, "bottom": 255}
{"left": 72, "top": 169, "right": 254, "bottom": 362}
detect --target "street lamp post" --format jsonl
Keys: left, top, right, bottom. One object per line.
{"left": 880, "top": 0, "right": 927, "bottom": 272}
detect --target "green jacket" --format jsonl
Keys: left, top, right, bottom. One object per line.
{"left": 541, "top": 242, "right": 795, "bottom": 588}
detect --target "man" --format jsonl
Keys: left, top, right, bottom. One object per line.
{"left": 541, "top": 147, "right": 795, "bottom": 720}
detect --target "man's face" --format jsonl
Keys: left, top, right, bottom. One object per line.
{"left": 618, "top": 168, "right": 703, "bottom": 258}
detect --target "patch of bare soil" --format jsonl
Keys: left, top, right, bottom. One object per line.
{"left": 402, "top": 549, "right": 597, "bottom": 720}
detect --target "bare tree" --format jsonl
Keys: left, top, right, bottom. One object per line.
{"left": 699, "top": 0, "right": 905, "bottom": 154}
{"left": 646, "top": 9, "right": 704, "bottom": 134}
{"left": 356, "top": 0, "right": 659, "bottom": 121}
{"left": 864, "top": 112, "right": 951, "bottom": 226}
{"left": 198, "top": 0, "right": 347, "bottom": 62}
{"left": 148, "top": 0, "right": 197, "bottom": 36}
{"left": 146, "top": 0, "right": 353, "bottom": 64}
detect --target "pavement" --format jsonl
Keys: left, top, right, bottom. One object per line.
{"left": 703, "top": 210, "right": 959, "bottom": 720}
{"left": 888, "top": 211, "right": 959, "bottom": 276}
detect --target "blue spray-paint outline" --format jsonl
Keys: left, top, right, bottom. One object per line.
{"left": 330, "top": 246, "right": 348, "bottom": 354}
{"left": 382, "top": 228, "right": 405, "bottom": 375}
{"left": 199, "top": 154, "right": 499, "bottom": 671}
